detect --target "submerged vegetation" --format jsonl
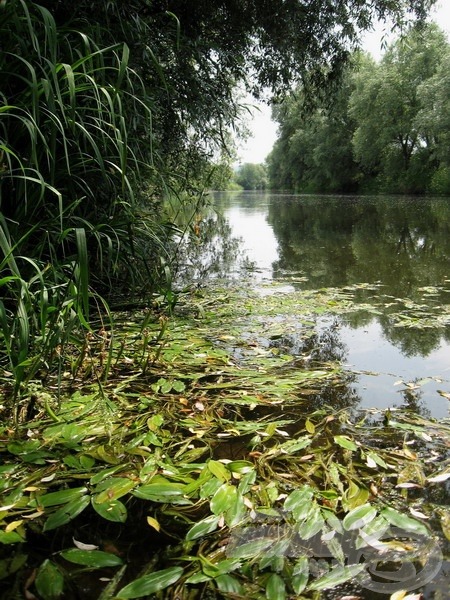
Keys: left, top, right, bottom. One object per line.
{"left": 1, "top": 0, "right": 449, "bottom": 598}
{"left": 1, "top": 282, "right": 449, "bottom": 598}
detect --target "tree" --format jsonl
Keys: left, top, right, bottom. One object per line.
{"left": 350, "top": 23, "right": 447, "bottom": 192}
{"left": 267, "top": 60, "right": 359, "bottom": 193}
{"left": 235, "top": 163, "right": 268, "bottom": 190}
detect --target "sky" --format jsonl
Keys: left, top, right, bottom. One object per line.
{"left": 235, "top": 1, "right": 450, "bottom": 165}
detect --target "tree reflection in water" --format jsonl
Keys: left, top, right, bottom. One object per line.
{"left": 178, "top": 192, "right": 450, "bottom": 419}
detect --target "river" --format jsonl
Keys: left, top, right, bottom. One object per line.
{"left": 182, "top": 191, "right": 450, "bottom": 421}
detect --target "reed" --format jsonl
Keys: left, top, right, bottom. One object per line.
{"left": 0, "top": 0, "right": 171, "bottom": 400}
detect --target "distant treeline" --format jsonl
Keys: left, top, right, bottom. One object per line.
{"left": 267, "top": 23, "right": 450, "bottom": 195}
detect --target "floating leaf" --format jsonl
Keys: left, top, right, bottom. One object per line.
{"left": 186, "top": 515, "right": 220, "bottom": 541}
{"left": 35, "top": 560, "right": 64, "bottom": 599}
{"left": 334, "top": 436, "right": 358, "bottom": 451}
{"left": 207, "top": 460, "right": 230, "bottom": 482}
{"left": 94, "top": 478, "right": 136, "bottom": 503}
{"left": 292, "top": 556, "right": 309, "bottom": 594}
{"left": 91, "top": 497, "right": 127, "bottom": 523}
{"left": 343, "top": 504, "right": 377, "bottom": 531}
{"left": 266, "top": 573, "right": 286, "bottom": 600}
{"left": 133, "top": 481, "right": 189, "bottom": 504}
{"left": 29, "top": 487, "right": 89, "bottom": 508}
{"left": 309, "top": 564, "right": 365, "bottom": 591}
{"left": 60, "top": 549, "right": 123, "bottom": 567}
{"left": 226, "top": 537, "right": 273, "bottom": 559}
{"left": 116, "top": 566, "right": 184, "bottom": 599}
{"left": 43, "top": 495, "right": 90, "bottom": 532}
{"left": 215, "top": 574, "right": 245, "bottom": 595}
{"left": 381, "top": 507, "right": 429, "bottom": 536}
{"left": 210, "top": 484, "right": 237, "bottom": 515}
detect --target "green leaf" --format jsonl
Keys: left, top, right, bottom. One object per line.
{"left": 226, "top": 537, "right": 273, "bottom": 559}
{"left": 343, "top": 504, "right": 377, "bottom": 531}
{"left": 227, "top": 460, "right": 254, "bottom": 475}
{"left": 60, "top": 549, "right": 123, "bottom": 567}
{"left": 133, "top": 481, "right": 189, "bottom": 504}
{"left": 296, "top": 511, "right": 325, "bottom": 540}
{"left": 334, "top": 435, "right": 358, "bottom": 451}
{"left": 292, "top": 556, "right": 309, "bottom": 594}
{"left": 210, "top": 484, "right": 237, "bottom": 515}
{"left": 381, "top": 507, "right": 429, "bottom": 536}
{"left": 91, "top": 497, "right": 128, "bottom": 523}
{"left": 35, "top": 560, "right": 64, "bottom": 600}
{"left": 284, "top": 486, "right": 314, "bottom": 517}
{"left": 215, "top": 574, "right": 245, "bottom": 594}
{"left": 207, "top": 460, "right": 230, "bottom": 482}
{"left": 94, "top": 478, "right": 136, "bottom": 503}
{"left": 185, "top": 571, "right": 211, "bottom": 584}
{"left": 186, "top": 515, "right": 220, "bottom": 541}
{"left": 90, "top": 466, "right": 125, "bottom": 485}
{"left": 309, "top": 564, "right": 365, "bottom": 591}
{"left": 266, "top": 573, "right": 286, "bottom": 600}
{"left": 0, "top": 531, "right": 25, "bottom": 544}
{"left": 29, "top": 487, "right": 89, "bottom": 508}
{"left": 172, "top": 380, "right": 186, "bottom": 393}
{"left": 116, "top": 566, "right": 184, "bottom": 599}
{"left": 0, "top": 553, "right": 27, "bottom": 580}
{"left": 43, "top": 495, "right": 90, "bottom": 532}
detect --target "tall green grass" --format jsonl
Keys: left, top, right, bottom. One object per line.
{"left": 0, "top": 0, "right": 172, "bottom": 402}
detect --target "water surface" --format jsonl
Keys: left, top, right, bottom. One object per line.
{"left": 207, "top": 192, "right": 450, "bottom": 420}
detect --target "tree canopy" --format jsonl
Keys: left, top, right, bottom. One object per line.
{"left": 268, "top": 22, "right": 450, "bottom": 195}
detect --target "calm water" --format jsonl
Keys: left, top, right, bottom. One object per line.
{"left": 189, "top": 191, "right": 450, "bottom": 420}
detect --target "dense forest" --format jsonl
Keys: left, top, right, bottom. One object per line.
{"left": 267, "top": 23, "right": 450, "bottom": 195}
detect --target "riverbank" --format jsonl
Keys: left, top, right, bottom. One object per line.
{"left": 1, "top": 282, "right": 449, "bottom": 598}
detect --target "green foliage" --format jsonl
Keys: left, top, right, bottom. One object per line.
{"left": 0, "top": 283, "right": 449, "bottom": 597}
{"left": 268, "top": 63, "right": 359, "bottom": 193}
{"left": 235, "top": 163, "right": 268, "bottom": 190}
{"left": 268, "top": 23, "right": 450, "bottom": 195}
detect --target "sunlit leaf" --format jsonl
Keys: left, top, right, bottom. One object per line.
{"left": 343, "top": 504, "right": 377, "bottom": 531}
{"left": 210, "top": 484, "right": 237, "bottom": 515}
{"left": 207, "top": 460, "right": 230, "bottom": 482}
{"left": 116, "top": 566, "right": 184, "bottom": 598}
{"left": 381, "top": 507, "right": 429, "bottom": 536}
{"left": 334, "top": 435, "right": 358, "bottom": 451}
{"left": 309, "top": 564, "right": 365, "bottom": 590}
{"left": 186, "top": 515, "right": 220, "bottom": 541}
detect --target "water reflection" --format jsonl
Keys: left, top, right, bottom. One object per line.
{"left": 182, "top": 191, "right": 450, "bottom": 419}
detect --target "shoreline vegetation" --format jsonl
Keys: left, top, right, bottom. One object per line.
{"left": 1, "top": 282, "right": 449, "bottom": 598}
{"left": 1, "top": 0, "right": 449, "bottom": 597}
